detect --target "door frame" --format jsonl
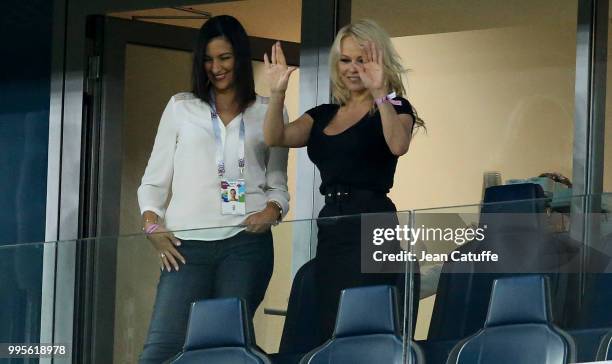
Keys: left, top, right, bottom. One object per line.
{"left": 85, "top": 16, "right": 199, "bottom": 363}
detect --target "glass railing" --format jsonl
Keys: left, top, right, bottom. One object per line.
{"left": 409, "top": 192, "right": 612, "bottom": 364}
{"left": 2, "top": 192, "right": 611, "bottom": 363}
{"left": 0, "top": 240, "right": 47, "bottom": 363}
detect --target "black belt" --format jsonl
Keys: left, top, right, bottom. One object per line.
{"left": 322, "top": 185, "right": 385, "bottom": 203}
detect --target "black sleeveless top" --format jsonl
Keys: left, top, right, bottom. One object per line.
{"left": 306, "top": 96, "right": 415, "bottom": 194}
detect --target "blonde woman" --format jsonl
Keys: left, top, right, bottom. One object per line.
{"left": 263, "top": 19, "right": 424, "bottom": 344}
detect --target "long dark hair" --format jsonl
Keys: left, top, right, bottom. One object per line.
{"left": 192, "top": 15, "right": 256, "bottom": 111}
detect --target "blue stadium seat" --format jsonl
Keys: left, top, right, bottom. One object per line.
{"left": 597, "top": 331, "right": 612, "bottom": 361}
{"left": 569, "top": 328, "right": 611, "bottom": 362}
{"left": 299, "top": 285, "right": 423, "bottom": 364}
{"left": 574, "top": 235, "right": 612, "bottom": 329}
{"left": 447, "top": 275, "right": 575, "bottom": 364}
{"left": 170, "top": 297, "right": 271, "bottom": 364}
{"left": 428, "top": 183, "right": 579, "bottom": 342}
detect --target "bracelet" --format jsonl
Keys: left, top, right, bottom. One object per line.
{"left": 374, "top": 91, "right": 402, "bottom": 106}
{"left": 268, "top": 200, "right": 283, "bottom": 224}
{"left": 144, "top": 223, "right": 160, "bottom": 235}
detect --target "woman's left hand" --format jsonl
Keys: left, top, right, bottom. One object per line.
{"left": 356, "top": 41, "right": 387, "bottom": 98}
{"left": 242, "top": 204, "right": 280, "bottom": 233}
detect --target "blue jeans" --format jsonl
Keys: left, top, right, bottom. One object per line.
{"left": 139, "top": 230, "right": 274, "bottom": 364}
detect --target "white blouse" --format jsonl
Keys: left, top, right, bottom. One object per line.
{"left": 138, "top": 92, "right": 289, "bottom": 241}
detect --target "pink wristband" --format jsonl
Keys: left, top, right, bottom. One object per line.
{"left": 145, "top": 223, "right": 160, "bottom": 235}
{"left": 375, "top": 91, "right": 402, "bottom": 106}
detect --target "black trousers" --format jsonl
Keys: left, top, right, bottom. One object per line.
{"left": 313, "top": 191, "right": 420, "bottom": 344}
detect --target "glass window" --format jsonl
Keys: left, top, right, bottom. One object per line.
{"left": 351, "top": 0, "right": 578, "bottom": 211}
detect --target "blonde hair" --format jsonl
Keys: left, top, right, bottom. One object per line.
{"left": 329, "top": 19, "right": 425, "bottom": 129}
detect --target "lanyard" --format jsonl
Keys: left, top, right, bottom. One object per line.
{"left": 209, "top": 94, "right": 245, "bottom": 178}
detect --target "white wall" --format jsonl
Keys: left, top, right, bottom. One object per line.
{"left": 390, "top": 24, "right": 576, "bottom": 212}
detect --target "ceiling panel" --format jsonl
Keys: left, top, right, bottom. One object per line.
{"left": 109, "top": 0, "right": 301, "bottom": 42}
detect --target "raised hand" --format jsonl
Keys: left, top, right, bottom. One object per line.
{"left": 356, "top": 41, "right": 387, "bottom": 98}
{"left": 264, "top": 41, "right": 297, "bottom": 95}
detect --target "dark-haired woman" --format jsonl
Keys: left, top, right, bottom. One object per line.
{"left": 138, "top": 15, "right": 289, "bottom": 363}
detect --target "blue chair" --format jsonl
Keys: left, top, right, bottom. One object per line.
{"left": 428, "top": 183, "right": 579, "bottom": 342}
{"left": 447, "top": 275, "right": 575, "bottom": 364}
{"left": 597, "top": 331, "right": 612, "bottom": 361}
{"left": 568, "top": 328, "right": 611, "bottom": 363}
{"left": 299, "top": 285, "right": 423, "bottom": 364}
{"left": 170, "top": 297, "right": 271, "bottom": 364}
{"left": 574, "top": 232, "right": 612, "bottom": 329}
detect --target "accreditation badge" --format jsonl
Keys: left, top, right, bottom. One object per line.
{"left": 221, "top": 179, "right": 246, "bottom": 215}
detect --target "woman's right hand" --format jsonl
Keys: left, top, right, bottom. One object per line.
{"left": 264, "top": 41, "right": 296, "bottom": 95}
{"left": 145, "top": 225, "right": 186, "bottom": 272}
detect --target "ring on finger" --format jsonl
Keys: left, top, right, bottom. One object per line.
{"left": 160, "top": 252, "right": 166, "bottom": 259}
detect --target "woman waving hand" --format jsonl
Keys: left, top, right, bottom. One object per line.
{"left": 264, "top": 19, "right": 424, "bottom": 344}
